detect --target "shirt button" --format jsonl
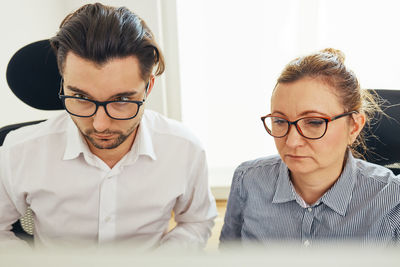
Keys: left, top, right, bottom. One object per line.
{"left": 307, "top": 207, "right": 312, "bottom": 212}
{"left": 105, "top": 216, "right": 111, "bottom": 222}
{"left": 304, "top": 240, "right": 310, "bottom": 247}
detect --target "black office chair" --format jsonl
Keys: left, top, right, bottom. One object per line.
{"left": 0, "top": 39, "right": 62, "bottom": 241}
{"left": 1, "top": 39, "right": 62, "bottom": 143}
{"left": 360, "top": 89, "right": 400, "bottom": 175}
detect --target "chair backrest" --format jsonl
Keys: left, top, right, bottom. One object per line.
{"left": 361, "top": 89, "right": 400, "bottom": 175}
{"left": 6, "top": 39, "right": 62, "bottom": 110}
{"left": 2, "top": 39, "right": 63, "bottom": 241}
{"left": 0, "top": 121, "right": 45, "bottom": 145}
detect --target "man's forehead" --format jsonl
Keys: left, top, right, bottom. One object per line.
{"left": 64, "top": 52, "right": 141, "bottom": 76}
{"left": 62, "top": 51, "right": 140, "bottom": 74}
{"left": 62, "top": 53, "right": 145, "bottom": 100}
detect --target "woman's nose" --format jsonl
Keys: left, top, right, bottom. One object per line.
{"left": 285, "top": 124, "right": 305, "bottom": 147}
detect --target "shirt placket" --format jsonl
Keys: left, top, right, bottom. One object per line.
{"left": 301, "top": 206, "right": 315, "bottom": 247}
{"left": 98, "top": 169, "right": 119, "bottom": 243}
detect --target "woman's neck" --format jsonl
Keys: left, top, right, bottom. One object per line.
{"left": 290, "top": 161, "right": 345, "bottom": 205}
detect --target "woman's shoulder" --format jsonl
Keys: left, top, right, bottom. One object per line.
{"left": 230, "top": 155, "right": 284, "bottom": 198}
{"left": 353, "top": 159, "right": 400, "bottom": 224}
{"left": 236, "top": 154, "right": 282, "bottom": 171}
{"left": 355, "top": 159, "right": 400, "bottom": 186}
{"left": 232, "top": 155, "right": 284, "bottom": 184}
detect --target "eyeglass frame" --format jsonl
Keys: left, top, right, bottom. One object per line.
{"left": 260, "top": 111, "right": 358, "bottom": 140}
{"left": 58, "top": 78, "right": 149, "bottom": 120}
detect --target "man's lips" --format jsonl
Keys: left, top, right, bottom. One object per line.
{"left": 93, "top": 134, "right": 115, "bottom": 139}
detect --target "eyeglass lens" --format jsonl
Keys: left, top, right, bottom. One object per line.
{"left": 264, "top": 117, "right": 327, "bottom": 139}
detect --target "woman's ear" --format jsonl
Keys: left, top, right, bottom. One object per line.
{"left": 348, "top": 112, "right": 366, "bottom": 145}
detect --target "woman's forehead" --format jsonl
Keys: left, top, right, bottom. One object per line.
{"left": 271, "top": 77, "right": 343, "bottom": 115}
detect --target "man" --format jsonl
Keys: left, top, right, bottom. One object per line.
{"left": 0, "top": 3, "right": 217, "bottom": 249}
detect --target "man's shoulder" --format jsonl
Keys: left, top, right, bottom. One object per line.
{"left": 2, "top": 112, "right": 69, "bottom": 148}
{"left": 143, "top": 110, "right": 203, "bottom": 148}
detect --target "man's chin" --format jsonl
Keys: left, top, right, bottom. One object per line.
{"left": 91, "top": 141, "right": 119, "bottom": 150}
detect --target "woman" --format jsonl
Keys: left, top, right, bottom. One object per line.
{"left": 220, "top": 49, "right": 400, "bottom": 246}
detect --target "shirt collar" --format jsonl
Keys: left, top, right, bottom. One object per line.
{"left": 320, "top": 151, "right": 357, "bottom": 216}
{"left": 272, "top": 160, "right": 296, "bottom": 203}
{"left": 63, "top": 112, "right": 157, "bottom": 163}
{"left": 63, "top": 116, "right": 91, "bottom": 160}
{"left": 123, "top": 113, "right": 157, "bottom": 164}
{"left": 272, "top": 151, "right": 357, "bottom": 216}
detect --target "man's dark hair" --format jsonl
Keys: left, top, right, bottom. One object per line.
{"left": 50, "top": 3, "right": 165, "bottom": 81}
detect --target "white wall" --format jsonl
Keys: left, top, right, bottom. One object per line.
{"left": 0, "top": 1, "right": 66, "bottom": 127}
{"left": 0, "top": 0, "right": 180, "bottom": 127}
{"left": 176, "top": 0, "right": 400, "bottom": 193}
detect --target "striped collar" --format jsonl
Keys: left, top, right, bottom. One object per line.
{"left": 273, "top": 151, "right": 357, "bottom": 216}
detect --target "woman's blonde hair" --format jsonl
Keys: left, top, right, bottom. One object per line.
{"left": 276, "top": 48, "right": 381, "bottom": 158}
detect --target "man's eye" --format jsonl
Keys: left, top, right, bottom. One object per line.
{"left": 73, "top": 94, "right": 89, "bottom": 99}
{"left": 115, "top": 96, "right": 130, "bottom": 102}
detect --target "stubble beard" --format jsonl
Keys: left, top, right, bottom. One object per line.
{"left": 80, "top": 121, "right": 139, "bottom": 150}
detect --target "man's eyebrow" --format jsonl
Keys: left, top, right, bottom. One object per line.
{"left": 67, "top": 86, "right": 92, "bottom": 98}
{"left": 110, "top": 91, "right": 138, "bottom": 99}
{"left": 66, "top": 86, "right": 138, "bottom": 99}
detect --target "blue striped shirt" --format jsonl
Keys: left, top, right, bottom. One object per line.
{"left": 220, "top": 153, "right": 400, "bottom": 246}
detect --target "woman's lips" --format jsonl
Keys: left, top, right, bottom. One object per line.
{"left": 285, "top": 154, "right": 309, "bottom": 159}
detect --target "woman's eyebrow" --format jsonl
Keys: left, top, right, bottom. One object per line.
{"left": 271, "top": 111, "right": 286, "bottom": 116}
{"left": 271, "top": 110, "right": 330, "bottom": 117}
{"left": 298, "top": 110, "right": 330, "bottom": 117}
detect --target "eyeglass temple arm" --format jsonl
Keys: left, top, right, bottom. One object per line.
{"left": 331, "top": 111, "right": 358, "bottom": 121}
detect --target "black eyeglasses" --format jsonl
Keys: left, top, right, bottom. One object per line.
{"left": 261, "top": 111, "right": 357, "bottom": 140}
{"left": 58, "top": 79, "right": 149, "bottom": 120}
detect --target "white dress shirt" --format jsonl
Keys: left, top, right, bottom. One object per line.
{"left": 0, "top": 110, "right": 217, "bottom": 249}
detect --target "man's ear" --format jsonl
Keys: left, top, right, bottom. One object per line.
{"left": 146, "top": 74, "right": 155, "bottom": 97}
{"left": 349, "top": 112, "right": 366, "bottom": 145}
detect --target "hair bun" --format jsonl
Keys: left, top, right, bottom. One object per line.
{"left": 320, "top": 48, "right": 345, "bottom": 63}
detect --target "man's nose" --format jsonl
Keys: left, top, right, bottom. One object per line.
{"left": 92, "top": 106, "right": 112, "bottom": 132}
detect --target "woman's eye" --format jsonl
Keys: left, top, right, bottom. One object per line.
{"left": 305, "top": 119, "right": 324, "bottom": 126}
{"left": 272, "top": 118, "right": 286, "bottom": 124}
